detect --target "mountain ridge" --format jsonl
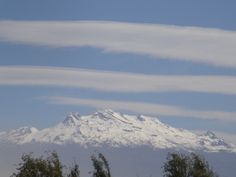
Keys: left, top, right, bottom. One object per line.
{"left": 0, "top": 109, "right": 235, "bottom": 152}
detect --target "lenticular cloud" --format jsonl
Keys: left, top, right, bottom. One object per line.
{"left": 0, "top": 21, "right": 236, "bottom": 68}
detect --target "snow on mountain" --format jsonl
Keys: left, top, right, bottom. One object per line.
{"left": 0, "top": 109, "right": 235, "bottom": 152}
{"left": 0, "top": 126, "right": 38, "bottom": 144}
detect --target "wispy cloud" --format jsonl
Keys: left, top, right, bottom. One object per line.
{"left": 44, "top": 96, "right": 236, "bottom": 122}
{"left": 0, "top": 21, "right": 236, "bottom": 68}
{"left": 1, "top": 66, "right": 236, "bottom": 95}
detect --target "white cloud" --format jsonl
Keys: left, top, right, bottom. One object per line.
{"left": 0, "top": 21, "right": 236, "bottom": 68}
{"left": 1, "top": 66, "right": 236, "bottom": 95}
{"left": 44, "top": 96, "right": 236, "bottom": 123}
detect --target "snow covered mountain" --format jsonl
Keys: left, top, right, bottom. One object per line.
{"left": 0, "top": 109, "right": 235, "bottom": 152}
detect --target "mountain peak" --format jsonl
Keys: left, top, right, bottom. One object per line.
{"left": 95, "top": 109, "right": 118, "bottom": 115}
{"left": 92, "top": 109, "right": 134, "bottom": 124}
{"left": 63, "top": 112, "right": 80, "bottom": 126}
{"left": 0, "top": 110, "right": 235, "bottom": 153}
{"left": 93, "top": 109, "right": 121, "bottom": 119}
{"left": 205, "top": 130, "right": 217, "bottom": 139}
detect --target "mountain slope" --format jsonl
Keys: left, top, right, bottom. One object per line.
{"left": 0, "top": 109, "right": 235, "bottom": 152}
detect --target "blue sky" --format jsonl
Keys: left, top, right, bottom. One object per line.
{"left": 0, "top": 0, "right": 236, "bottom": 141}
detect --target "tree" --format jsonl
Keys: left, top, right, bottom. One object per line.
{"left": 46, "top": 151, "right": 64, "bottom": 177}
{"left": 190, "top": 154, "right": 219, "bottom": 177}
{"left": 67, "top": 163, "right": 80, "bottom": 177}
{"left": 163, "top": 153, "right": 190, "bottom": 177}
{"left": 163, "top": 153, "right": 219, "bottom": 177}
{"left": 91, "top": 152, "right": 111, "bottom": 177}
{"left": 11, "top": 151, "right": 63, "bottom": 177}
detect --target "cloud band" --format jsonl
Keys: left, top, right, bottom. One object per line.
{"left": 0, "top": 21, "right": 236, "bottom": 68}
{"left": 0, "top": 66, "right": 236, "bottom": 95}
{"left": 44, "top": 96, "right": 236, "bottom": 122}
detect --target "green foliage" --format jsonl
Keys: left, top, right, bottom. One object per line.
{"left": 163, "top": 153, "right": 219, "bottom": 177}
{"left": 67, "top": 163, "right": 80, "bottom": 177}
{"left": 11, "top": 151, "right": 63, "bottom": 177}
{"left": 163, "top": 153, "right": 190, "bottom": 177}
{"left": 11, "top": 149, "right": 220, "bottom": 177}
{"left": 91, "top": 152, "right": 111, "bottom": 177}
{"left": 190, "top": 154, "right": 219, "bottom": 177}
